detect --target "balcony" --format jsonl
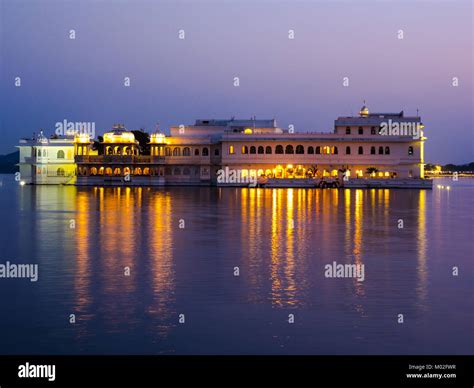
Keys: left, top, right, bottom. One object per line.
{"left": 75, "top": 155, "right": 164, "bottom": 164}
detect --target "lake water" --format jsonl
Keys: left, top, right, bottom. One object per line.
{"left": 0, "top": 176, "right": 472, "bottom": 355}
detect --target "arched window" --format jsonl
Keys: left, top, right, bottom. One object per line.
{"left": 296, "top": 145, "right": 304, "bottom": 154}
{"left": 57, "top": 168, "right": 65, "bottom": 176}
{"left": 98, "top": 167, "right": 104, "bottom": 175}
{"left": 358, "top": 146, "right": 363, "bottom": 155}
{"left": 250, "top": 146, "right": 256, "bottom": 154}
{"left": 194, "top": 148, "right": 200, "bottom": 156}
{"left": 378, "top": 146, "right": 384, "bottom": 155}
{"left": 242, "top": 146, "right": 248, "bottom": 154}
{"left": 113, "top": 168, "right": 121, "bottom": 176}
{"left": 370, "top": 146, "right": 376, "bottom": 155}
{"left": 334, "top": 146, "right": 338, "bottom": 155}
{"left": 371, "top": 127, "right": 376, "bottom": 135}
{"left": 57, "top": 150, "right": 65, "bottom": 159}
{"left": 143, "top": 168, "right": 150, "bottom": 175}
{"left": 408, "top": 146, "right": 414, "bottom": 155}
{"left": 275, "top": 145, "right": 284, "bottom": 154}
{"left": 202, "top": 147, "right": 209, "bottom": 156}
{"left": 257, "top": 146, "right": 264, "bottom": 154}
{"left": 105, "top": 167, "right": 113, "bottom": 176}
{"left": 134, "top": 167, "right": 142, "bottom": 175}
{"left": 90, "top": 167, "right": 97, "bottom": 176}
{"left": 385, "top": 146, "right": 390, "bottom": 155}
{"left": 323, "top": 146, "right": 331, "bottom": 155}
{"left": 43, "top": 150, "right": 47, "bottom": 157}
{"left": 183, "top": 147, "right": 191, "bottom": 156}
{"left": 285, "top": 145, "right": 294, "bottom": 154}
{"left": 229, "top": 145, "right": 234, "bottom": 154}
{"left": 214, "top": 148, "right": 219, "bottom": 156}
{"left": 173, "top": 147, "right": 181, "bottom": 156}
{"left": 358, "top": 127, "right": 363, "bottom": 135}
{"left": 265, "top": 146, "right": 272, "bottom": 154}
{"left": 165, "top": 147, "right": 171, "bottom": 156}
{"left": 307, "top": 146, "right": 314, "bottom": 154}
{"left": 316, "top": 146, "right": 321, "bottom": 154}
{"left": 346, "top": 146, "right": 351, "bottom": 155}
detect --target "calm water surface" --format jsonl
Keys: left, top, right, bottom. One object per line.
{"left": 0, "top": 176, "right": 472, "bottom": 354}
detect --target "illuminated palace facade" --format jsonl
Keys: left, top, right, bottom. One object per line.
{"left": 71, "top": 106, "right": 429, "bottom": 188}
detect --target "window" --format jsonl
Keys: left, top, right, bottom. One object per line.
{"left": 285, "top": 145, "right": 294, "bottom": 154}
{"left": 371, "top": 127, "right": 376, "bottom": 135}
{"left": 378, "top": 146, "right": 384, "bottom": 155}
{"left": 346, "top": 127, "right": 351, "bottom": 135}
{"left": 257, "top": 146, "right": 264, "bottom": 154}
{"left": 296, "top": 145, "right": 304, "bottom": 154}
{"left": 214, "top": 149, "right": 219, "bottom": 156}
{"left": 165, "top": 147, "right": 171, "bottom": 156}
{"left": 173, "top": 148, "right": 181, "bottom": 156}
{"left": 265, "top": 146, "right": 272, "bottom": 154}
{"left": 316, "top": 146, "right": 321, "bottom": 154}
{"left": 90, "top": 167, "right": 97, "bottom": 175}
{"left": 195, "top": 148, "right": 200, "bottom": 156}
{"left": 183, "top": 147, "right": 191, "bottom": 156}
{"left": 358, "top": 127, "right": 363, "bottom": 135}
{"left": 57, "top": 168, "right": 65, "bottom": 176}
{"left": 323, "top": 146, "right": 331, "bottom": 155}
{"left": 334, "top": 146, "right": 338, "bottom": 155}
{"left": 229, "top": 145, "right": 235, "bottom": 154}
{"left": 370, "top": 146, "right": 376, "bottom": 155}
{"left": 242, "top": 146, "right": 248, "bottom": 154}
{"left": 307, "top": 146, "right": 314, "bottom": 154}
{"left": 57, "top": 150, "right": 65, "bottom": 159}
{"left": 346, "top": 146, "right": 351, "bottom": 155}
{"left": 143, "top": 168, "right": 150, "bottom": 175}
{"left": 250, "top": 146, "right": 256, "bottom": 154}
{"left": 358, "top": 146, "right": 363, "bottom": 155}
{"left": 408, "top": 146, "right": 414, "bottom": 155}
{"left": 275, "top": 145, "right": 284, "bottom": 154}
{"left": 385, "top": 146, "right": 390, "bottom": 155}
{"left": 43, "top": 150, "right": 47, "bottom": 157}
{"left": 202, "top": 147, "right": 209, "bottom": 156}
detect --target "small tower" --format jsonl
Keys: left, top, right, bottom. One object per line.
{"left": 359, "top": 102, "right": 369, "bottom": 117}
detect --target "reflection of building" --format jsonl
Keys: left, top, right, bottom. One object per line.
{"left": 20, "top": 105, "right": 432, "bottom": 188}
{"left": 17, "top": 131, "right": 76, "bottom": 184}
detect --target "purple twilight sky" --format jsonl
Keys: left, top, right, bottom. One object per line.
{"left": 0, "top": 0, "right": 472, "bottom": 164}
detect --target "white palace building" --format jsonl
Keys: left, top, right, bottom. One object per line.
{"left": 18, "top": 105, "right": 432, "bottom": 188}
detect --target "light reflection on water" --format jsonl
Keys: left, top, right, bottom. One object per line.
{"left": 0, "top": 177, "right": 472, "bottom": 354}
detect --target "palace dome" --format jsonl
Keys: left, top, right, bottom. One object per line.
{"left": 359, "top": 105, "right": 369, "bottom": 117}
{"left": 103, "top": 125, "right": 137, "bottom": 144}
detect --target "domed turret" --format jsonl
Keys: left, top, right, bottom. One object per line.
{"left": 103, "top": 124, "right": 137, "bottom": 144}
{"left": 359, "top": 104, "right": 369, "bottom": 117}
{"left": 102, "top": 124, "right": 139, "bottom": 156}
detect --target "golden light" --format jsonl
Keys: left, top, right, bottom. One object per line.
{"left": 103, "top": 131, "right": 136, "bottom": 144}
{"left": 244, "top": 128, "right": 253, "bottom": 134}
{"left": 150, "top": 133, "right": 166, "bottom": 144}
{"left": 286, "top": 164, "right": 293, "bottom": 169}
{"left": 74, "top": 133, "right": 91, "bottom": 144}
{"left": 20, "top": 180, "right": 26, "bottom": 186}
